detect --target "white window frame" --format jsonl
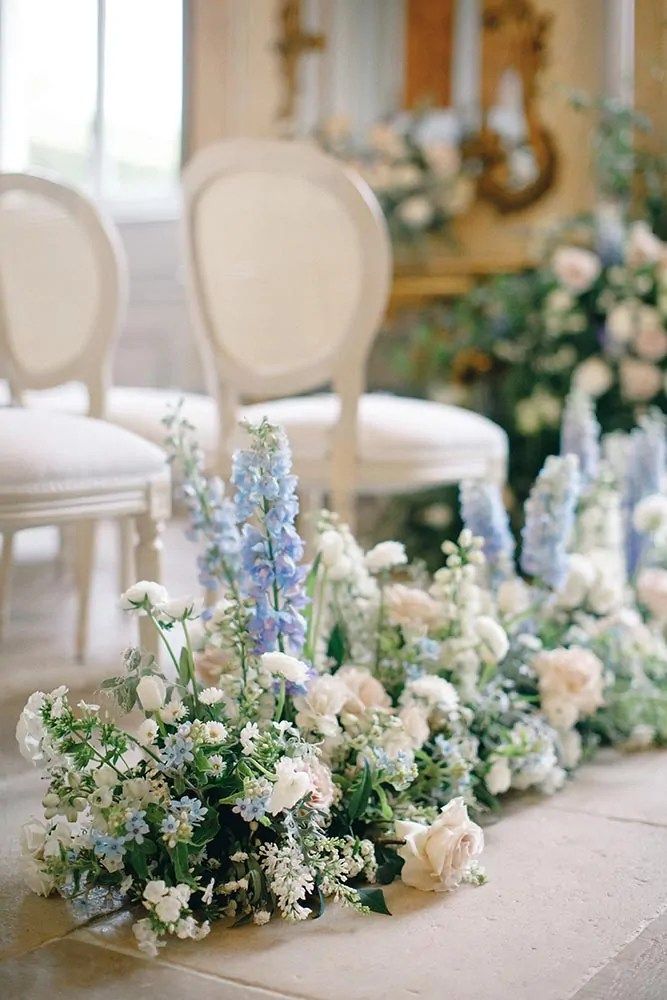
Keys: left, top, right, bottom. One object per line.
{"left": 0, "top": 0, "right": 187, "bottom": 223}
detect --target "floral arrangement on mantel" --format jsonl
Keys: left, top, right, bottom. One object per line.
{"left": 16, "top": 397, "right": 667, "bottom": 956}
{"left": 317, "top": 114, "right": 475, "bottom": 242}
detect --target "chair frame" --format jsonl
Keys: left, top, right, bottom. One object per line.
{"left": 182, "top": 139, "right": 392, "bottom": 523}
{"left": 0, "top": 173, "right": 168, "bottom": 659}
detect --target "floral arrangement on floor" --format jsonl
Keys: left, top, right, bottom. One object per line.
{"left": 317, "top": 114, "right": 475, "bottom": 242}
{"left": 16, "top": 398, "right": 667, "bottom": 955}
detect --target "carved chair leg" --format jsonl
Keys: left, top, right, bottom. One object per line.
{"left": 75, "top": 520, "right": 96, "bottom": 663}
{"left": 119, "top": 516, "right": 137, "bottom": 593}
{"left": 135, "top": 510, "right": 164, "bottom": 662}
{"left": 0, "top": 531, "right": 15, "bottom": 641}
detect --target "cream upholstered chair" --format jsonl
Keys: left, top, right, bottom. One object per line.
{"left": 182, "top": 139, "right": 507, "bottom": 525}
{"left": 0, "top": 174, "right": 170, "bottom": 659}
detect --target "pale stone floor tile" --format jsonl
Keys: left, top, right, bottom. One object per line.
{"left": 2, "top": 936, "right": 295, "bottom": 1000}
{"left": 573, "top": 910, "right": 667, "bottom": 1000}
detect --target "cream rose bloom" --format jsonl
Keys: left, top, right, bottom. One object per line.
{"left": 637, "top": 567, "right": 667, "bottom": 621}
{"left": 626, "top": 221, "right": 667, "bottom": 267}
{"left": 619, "top": 357, "right": 662, "bottom": 402}
{"left": 532, "top": 646, "right": 605, "bottom": 729}
{"left": 384, "top": 584, "right": 442, "bottom": 633}
{"left": 293, "top": 674, "right": 349, "bottom": 737}
{"left": 572, "top": 356, "right": 613, "bottom": 398}
{"left": 398, "top": 704, "right": 430, "bottom": 750}
{"left": 336, "top": 665, "right": 391, "bottom": 716}
{"left": 396, "top": 797, "right": 484, "bottom": 892}
{"left": 552, "top": 246, "right": 601, "bottom": 293}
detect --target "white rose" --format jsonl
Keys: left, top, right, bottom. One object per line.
{"left": 365, "top": 541, "right": 408, "bottom": 574}
{"left": 16, "top": 692, "right": 47, "bottom": 764}
{"left": 475, "top": 616, "right": 509, "bottom": 664}
{"left": 337, "top": 665, "right": 392, "bottom": 716}
{"left": 268, "top": 757, "right": 313, "bottom": 815}
{"left": 296, "top": 757, "right": 335, "bottom": 811}
{"left": 552, "top": 246, "right": 601, "bottom": 293}
{"left": 556, "top": 554, "right": 597, "bottom": 609}
{"left": 384, "top": 584, "right": 442, "bottom": 633}
{"left": 155, "top": 894, "right": 183, "bottom": 924}
{"left": 260, "top": 651, "right": 310, "bottom": 687}
{"left": 533, "top": 646, "right": 605, "bottom": 727}
{"left": 136, "top": 675, "right": 167, "bottom": 713}
{"left": 633, "top": 494, "right": 667, "bottom": 535}
{"left": 119, "top": 580, "right": 169, "bottom": 613}
{"left": 293, "top": 674, "right": 349, "bottom": 737}
{"left": 396, "top": 797, "right": 484, "bottom": 892}
{"left": 485, "top": 758, "right": 512, "bottom": 795}
{"left": 136, "top": 718, "right": 158, "bottom": 746}
{"left": 20, "top": 819, "right": 47, "bottom": 857}
{"left": 402, "top": 675, "right": 459, "bottom": 718}
{"left": 572, "top": 357, "right": 613, "bottom": 398}
{"left": 398, "top": 704, "right": 430, "bottom": 750}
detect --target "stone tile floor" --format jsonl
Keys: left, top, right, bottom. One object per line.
{"left": 1, "top": 522, "right": 666, "bottom": 999}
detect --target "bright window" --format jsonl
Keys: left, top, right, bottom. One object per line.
{"left": 0, "top": 0, "right": 184, "bottom": 218}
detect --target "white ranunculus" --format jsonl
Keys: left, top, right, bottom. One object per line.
{"left": 260, "top": 651, "right": 310, "bottom": 687}
{"left": 136, "top": 674, "right": 167, "bottom": 713}
{"left": 365, "top": 541, "right": 408, "bottom": 574}
{"left": 136, "top": 718, "right": 158, "bottom": 746}
{"left": 556, "top": 554, "right": 597, "bottom": 610}
{"left": 633, "top": 494, "right": 667, "bottom": 535}
{"left": 396, "top": 797, "right": 484, "bottom": 892}
{"left": 398, "top": 704, "right": 430, "bottom": 750}
{"left": 119, "top": 580, "right": 169, "bottom": 613}
{"left": 268, "top": 757, "right": 313, "bottom": 815}
{"left": 497, "top": 577, "right": 532, "bottom": 616}
{"left": 317, "top": 530, "right": 345, "bottom": 569}
{"left": 475, "top": 616, "right": 509, "bottom": 664}
{"left": 552, "top": 246, "right": 601, "bottom": 293}
{"left": 485, "top": 757, "right": 512, "bottom": 796}
{"left": 154, "top": 595, "right": 202, "bottom": 622}
{"left": 572, "top": 357, "right": 613, "bottom": 398}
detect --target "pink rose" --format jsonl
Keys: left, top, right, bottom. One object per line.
{"left": 619, "top": 358, "right": 662, "bottom": 402}
{"left": 336, "top": 665, "right": 391, "bottom": 716}
{"left": 626, "top": 221, "right": 667, "bottom": 268}
{"left": 552, "top": 246, "right": 601, "bottom": 294}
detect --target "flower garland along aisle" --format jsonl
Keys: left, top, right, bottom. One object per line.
{"left": 16, "top": 402, "right": 667, "bottom": 955}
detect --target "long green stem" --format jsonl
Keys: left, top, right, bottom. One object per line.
{"left": 147, "top": 612, "right": 180, "bottom": 673}
{"left": 182, "top": 620, "right": 201, "bottom": 711}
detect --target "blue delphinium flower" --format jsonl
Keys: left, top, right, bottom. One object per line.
{"left": 560, "top": 390, "right": 601, "bottom": 487}
{"left": 92, "top": 833, "right": 127, "bottom": 865}
{"left": 164, "top": 403, "right": 241, "bottom": 591}
{"left": 520, "top": 454, "right": 581, "bottom": 589}
{"left": 623, "top": 412, "right": 666, "bottom": 577}
{"left": 232, "top": 420, "right": 308, "bottom": 654}
{"left": 460, "top": 480, "right": 515, "bottom": 582}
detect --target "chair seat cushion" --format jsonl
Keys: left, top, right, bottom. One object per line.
{"left": 0, "top": 409, "right": 167, "bottom": 495}
{"left": 243, "top": 393, "right": 507, "bottom": 463}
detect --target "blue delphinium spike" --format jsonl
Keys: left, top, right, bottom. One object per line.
{"left": 560, "top": 390, "right": 601, "bottom": 487}
{"left": 460, "top": 480, "right": 515, "bottom": 582}
{"left": 521, "top": 454, "right": 581, "bottom": 589}
{"left": 623, "top": 411, "right": 666, "bottom": 577}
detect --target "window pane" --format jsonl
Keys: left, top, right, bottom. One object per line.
{"left": 0, "top": 0, "right": 98, "bottom": 188}
{"left": 103, "top": 0, "right": 183, "bottom": 202}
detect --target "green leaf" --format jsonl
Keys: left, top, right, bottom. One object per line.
{"left": 355, "top": 887, "right": 391, "bottom": 915}
{"left": 347, "top": 759, "right": 373, "bottom": 823}
{"left": 190, "top": 807, "right": 220, "bottom": 847}
{"left": 178, "top": 647, "right": 193, "bottom": 687}
{"left": 374, "top": 846, "right": 404, "bottom": 885}
{"left": 172, "top": 842, "right": 191, "bottom": 883}
{"left": 327, "top": 623, "right": 348, "bottom": 668}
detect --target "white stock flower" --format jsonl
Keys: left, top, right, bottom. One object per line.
{"left": 551, "top": 246, "right": 601, "bottom": 293}
{"left": 260, "top": 651, "right": 310, "bottom": 687}
{"left": 475, "top": 616, "right": 509, "bottom": 664}
{"left": 633, "top": 494, "right": 667, "bottom": 535}
{"left": 143, "top": 880, "right": 168, "bottom": 904}
{"left": 485, "top": 757, "right": 512, "bottom": 795}
{"left": 396, "top": 797, "right": 484, "bottom": 892}
{"left": 365, "top": 541, "right": 408, "bottom": 574}
{"left": 268, "top": 757, "right": 313, "bottom": 815}
{"left": 119, "top": 581, "right": 169, "bottom": 613}
{"left": 136, "top": 675, "right": 167, "bottom": 713}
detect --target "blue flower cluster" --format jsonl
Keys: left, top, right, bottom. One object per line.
{"left": 232, "top": 421, "right": 308, "bottom": 654}
{"left": 170, "top": 795, "right": 208, "bottom": 824}
{"left": 560, "top": 390, "right": 600, "bottom": 487}
{"left": 124, "top": 809, "right": 150, "bottom": 845}
{"left": 624, "top": 413, "right": 666, "bottom": 576}
{"left": 159, "top": 734, "right": 195, "bottom": 771}
{"left": 460, "top": 480, "right": 516, "bottom": 582}
{"left": 520, "top": 454, "right": 581, "bottom": 589}
{"left": 92, "top": 832, "right": 127, "bottom": 865}
{"left": 232, "top": 793, "right": 269, "bottom": 822}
